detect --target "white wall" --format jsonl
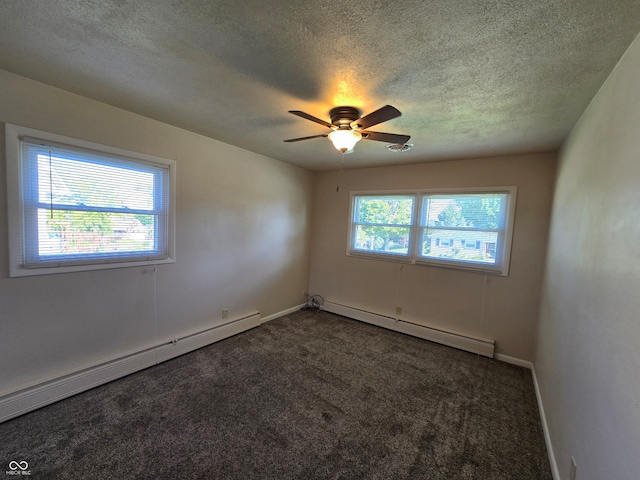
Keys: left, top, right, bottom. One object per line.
{"left": 0, "top": 70, "right": 312, "bottom": 396}
{"left": 309, "top": 153, "right": 556, "bottom": 360}
{"left": 535, "top": 35, "right": 640, "bottom": 480}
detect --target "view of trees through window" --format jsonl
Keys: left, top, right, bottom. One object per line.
{"left": 38, "top": 210, "right": 155, "bottom": 256}
{"left": 351, "top": 192, "right": 509, "bottom": 269}
{"left": 33, "top": 152, "right": 159, "bottom": 258}
{"left": 353, "top": 196, "right": 413, "bottom": 255}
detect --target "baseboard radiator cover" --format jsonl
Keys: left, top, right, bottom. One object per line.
{"left": 323, "top": 301, "right": 495, "bottom": 358}
{"left": 0, "top": 312, "right": 261, "bottom": 424}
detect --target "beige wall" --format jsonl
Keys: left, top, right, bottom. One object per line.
{"left": 535, "top": 35, "right": 640, "bottom": 480}
{"left": 309, "top": 153, "right": 556, "bottom": 360}
{"left": 0, "top": 70, "right": 312, "bottom": 395}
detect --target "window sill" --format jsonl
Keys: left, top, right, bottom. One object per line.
{"left": 347, "top": 251, "right": 508, "bottom": 276}
{"left": 9, "top": 256, "right": 175, "bottom": 278}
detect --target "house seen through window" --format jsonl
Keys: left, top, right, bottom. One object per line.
{"left": 349, "top": 188, "right": 517, "bottom": 275}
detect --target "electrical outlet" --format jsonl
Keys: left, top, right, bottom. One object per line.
{"left": 570, "top": 457, "right": 577, "bottom": 480}
{"left": 222, "top": 308, "right": 228, "bottom": 319}
{"left": 395, "top": 306, "right": 402, "bottom": 316}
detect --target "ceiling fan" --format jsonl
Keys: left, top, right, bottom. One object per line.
{"left": 284, "top": 105, "right": 410, "bottom": 153}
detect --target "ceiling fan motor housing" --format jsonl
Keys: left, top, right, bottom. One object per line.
{"left": 329, "top": 106, "right": 361, "bottom": 128}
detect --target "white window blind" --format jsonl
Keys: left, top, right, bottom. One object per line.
{"left": 6, "top": 124, "right": 175, "bottom": 276}
{"left": 418, "top": 193, "right": 509, "bottom": 270}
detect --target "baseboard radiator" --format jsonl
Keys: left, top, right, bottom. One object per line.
{"left": 323, "top": 301, "right": 495, "bottom": 358}
{"left": 0, "top": 312, "right": 261, "bottom": 424}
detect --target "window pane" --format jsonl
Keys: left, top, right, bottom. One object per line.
{"left": 355, "top": 196, "right": 413, "bottom": 225}
{"left": 420, "top": 228, "right": 498, "bottom": 264}
{"left": 37, "top": 209, "right": 156, "bottom": 257}
{"left": 353, "top": 225, "right": 411, "bottom": 255}
{"left": 423, "top": 194, "right": 506, "bottom": 229}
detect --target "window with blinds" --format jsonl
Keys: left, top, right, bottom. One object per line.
{"left": 6, "top": 124, "right": 175, "bottom": 277}
{"left": 348, "top": 188, "right": 517, "bottom": 276}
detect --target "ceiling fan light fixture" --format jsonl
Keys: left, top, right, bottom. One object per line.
{"left": 328, "top": 129, "right": 362, "bottom": 153}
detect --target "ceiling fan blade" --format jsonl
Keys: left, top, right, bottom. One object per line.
{"left": 356, "top": 105, "right": 402, "bottom": 130}
{"left": 361, "top": 131, "right": 411, "bottom": 144}
{"left": 288, "top": 110, "right": 333, "bottom": 129}
{"left": 283, "top": 134, "right": 329, "bottom": 142}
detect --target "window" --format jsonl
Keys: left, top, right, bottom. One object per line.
{"left": 6, "top": 124, "right": 175, "bottom": 277}
{"left": 348, "top": 187, "right": 517, "bottom": 276}
{"left": 351, "top": 195, "right": 415, "bottom": 257}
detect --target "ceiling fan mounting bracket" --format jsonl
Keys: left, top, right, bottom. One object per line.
{"left": 329, "top": 106, "right": 361, "bottom": 128}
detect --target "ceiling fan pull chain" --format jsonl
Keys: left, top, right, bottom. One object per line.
{"left": 336, "top": 152, "right": 345, "bottom": 192}
{"left": 48, "top": 150, "right": 54, "bottom": 219}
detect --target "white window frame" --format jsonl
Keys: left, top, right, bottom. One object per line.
{"left": 6, "top": 124, "right": 176, "bottom": 277}
{"left": 347, "top": 187, "right": 517, "bottom": 276}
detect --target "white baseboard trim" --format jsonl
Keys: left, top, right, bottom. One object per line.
{"left": 155, "top": 313, "right": 261, "bottom": 363}
{"left": 0, "top": 312, "right": 261, "bottom": 424}
{"left": 325, "top": 301, "right": 397, "bottom": 330}
{"left": 260, "top": 303, "right": 306, "bottom": 323}
{"left": 493, "top": 353, "right": 533, "bottom": 369}
{"left": 323, "top": 300, "right": 495, "bottom": 358}
{"left": 0, "top": 349, "right": 159, "bottom": 425}
{"left": 531, "top": 364, "right": 561, "bottom": 480}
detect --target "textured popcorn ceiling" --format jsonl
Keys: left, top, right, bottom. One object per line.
{"left": 0, "top": 1, "right": 639, "bottom": 171}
